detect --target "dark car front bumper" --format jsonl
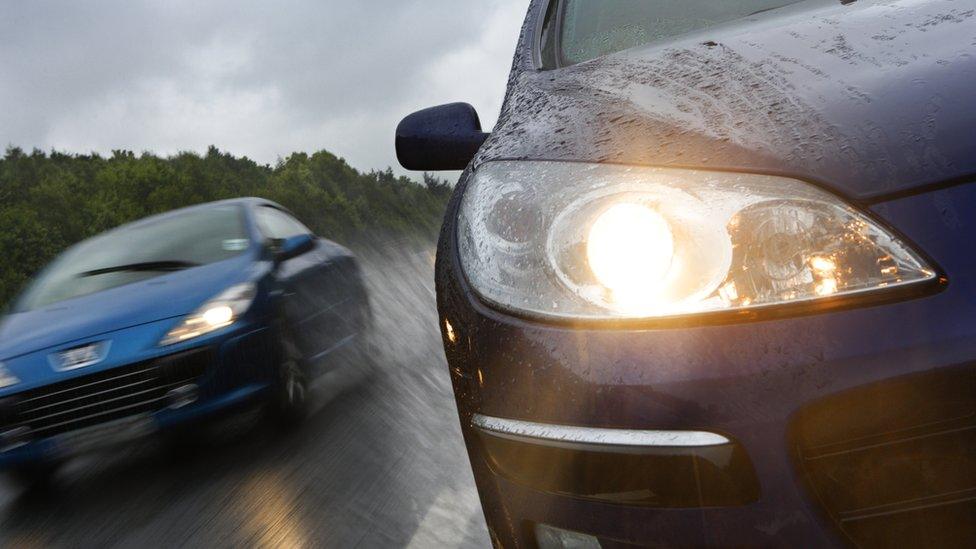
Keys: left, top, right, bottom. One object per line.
{"left": 438, "top": 182, "right": 976, "bottom": 548}
{"left": 0, "top": 323, "right": 276, "bottom": 468}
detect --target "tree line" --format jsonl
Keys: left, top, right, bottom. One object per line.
{"left": 0, "top": 146, "right": 453, "bottom": 306}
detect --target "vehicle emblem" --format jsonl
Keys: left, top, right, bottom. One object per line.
{"left": 49, "top": 341, "right": 112, "bottom": 371}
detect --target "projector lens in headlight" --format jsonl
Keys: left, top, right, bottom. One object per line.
{"left": 457, "top": 161, "right": 937, "bottom": 320}
{"left": 586, "top": 203, "right": 674, "bottom": 310}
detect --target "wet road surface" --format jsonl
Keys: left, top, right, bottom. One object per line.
{"left": 0, "top": 246, "right": 490, "bottom": 548}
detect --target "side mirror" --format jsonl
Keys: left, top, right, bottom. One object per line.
{"left": 275, "top": 234, "right": 315, "bottom": 262}
{"left": 396, "top": 103, "right": 489, "bottom": 171}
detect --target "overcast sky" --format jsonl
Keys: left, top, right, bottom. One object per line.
{"left": 0, "top": 1, "right": 527, "bottom": 177}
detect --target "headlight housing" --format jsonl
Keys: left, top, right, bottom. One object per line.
{"left": 458, "top": 161, "right": 937, "bottom": 321}
{"left": 0, "top": 362, "right": 19, "bottom": 389}
{"left": 160, "top": 282, "right": 257, "bottom": 346}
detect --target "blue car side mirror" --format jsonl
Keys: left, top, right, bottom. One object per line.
{"left": 396, "top": 102, "right": 489, "bottom": 171}
{"left": 275, "top": 234, "right": 315, "bottom": 262}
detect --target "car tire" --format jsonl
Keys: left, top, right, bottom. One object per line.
{"left": 270, "top": 324, "right": 309, "bottom": 427}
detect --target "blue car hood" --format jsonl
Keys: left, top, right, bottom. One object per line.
{"left": 0, "top": 256, "right": 254, "bottom": 360}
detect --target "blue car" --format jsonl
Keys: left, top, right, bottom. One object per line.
{"left": 398, "top": 0, "right": 975, "bottom": 547}
{"left": 0, "top": 198, "right": 373, "bottom": 481}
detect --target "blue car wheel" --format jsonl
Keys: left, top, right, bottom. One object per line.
{"left": 270, "top": 320, "right": 310, "bottom": 426}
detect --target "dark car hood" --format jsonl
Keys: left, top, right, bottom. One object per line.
{"left": 0, "top": 255, "right": 255, "bottom": 360}
{"left": 485, "top": 0, "right": 976, "bottom": 201}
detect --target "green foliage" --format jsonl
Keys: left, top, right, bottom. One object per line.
{"left": 0, "top": 146, "right": 452, "bottom": 306}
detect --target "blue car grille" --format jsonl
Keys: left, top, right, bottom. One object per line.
{"left": 0, "top": 348, "right": 212, "bottom": 439}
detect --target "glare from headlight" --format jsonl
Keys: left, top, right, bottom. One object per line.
{"left": 586, "top": 203, "right": 674, "bottom": 312}
{"left": 458, "top": 161, "right": 937, "bottom": 321}
{"left": 160, "top": 283, "right": 256, "bottom": 346}
{"left": 202, "top": 305, "right": 234, "bottom": 328}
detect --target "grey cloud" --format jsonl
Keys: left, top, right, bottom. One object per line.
{"left": 0, "top": 0, "right": 528, "bottom": 175}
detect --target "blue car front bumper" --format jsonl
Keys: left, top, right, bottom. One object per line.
{"left": 0, "top": 321, "right": 277, "bottom": 468}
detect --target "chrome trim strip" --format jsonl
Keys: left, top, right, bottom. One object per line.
{"left": 472, "top": 414, "right": 731, "bottom": 448}
{"left": 20, "top": 385, "right": 164, "bottom": 424}
{"left": 25, "top": 377, "right": 156, "bottom": 413}
{"left": 31, "top": 399, "right": 166, "bottom": 436}
{"left": 16, "top": 378, "right": 188, "bottom": 426}
{"left": 18, "top": 366, "right": 156, "bottom": 404}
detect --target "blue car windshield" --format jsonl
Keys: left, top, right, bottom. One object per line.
{"left": 552, "top": 0, "right": 806, "bottom": 66}
{"left": 16, "top": 205, "right": 250, "bottom": 311}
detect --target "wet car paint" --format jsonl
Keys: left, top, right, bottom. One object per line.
{"left": 439, "top": 183, "right": 976, "bottom": 546}
{"left": 478, "top": 0, "right": 976, "bottom": 201}
{"left": 435, "top": 0, "right": 976, "bottom": 546}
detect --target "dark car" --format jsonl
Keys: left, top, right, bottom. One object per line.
{"left": 0, "top": 198, "right": 374, "bottom": 482}
{"left": 396, "top": 0, "right": 976, "bottom": 547}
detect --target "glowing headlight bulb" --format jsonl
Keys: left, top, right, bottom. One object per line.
{"left": 586, "top": 203, "right": 674, "bottom": 309}
{"left": 202, "top": 305, "right": 234, "bottom": 327}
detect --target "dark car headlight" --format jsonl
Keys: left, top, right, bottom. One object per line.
{"left": 160, "top": 282, "right": 257, "bottom": 346}
{"left": 458, "top": 161, "right": 936, "bottom": 320}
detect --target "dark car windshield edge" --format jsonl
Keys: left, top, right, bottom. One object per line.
{"left": 538, "top": 0, "right": 811, "bottom": 69}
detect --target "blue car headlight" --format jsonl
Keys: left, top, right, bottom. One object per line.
{"left": 458, "top": 161, "right": 937, "bottom": 320}
{"left": 160, "top": 282, "right": 257, "bottom": 346}
{"left": 0, "top": 362, "right": 19, "bottom": 389}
